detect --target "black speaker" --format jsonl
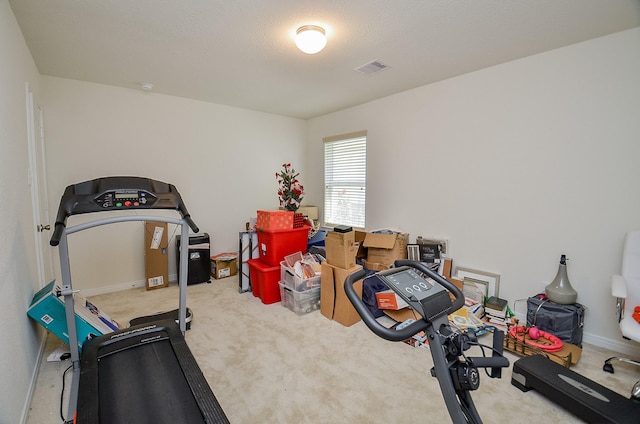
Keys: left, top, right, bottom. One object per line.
{"left": 176, "top": 233, "right": 210, "bottom": 285}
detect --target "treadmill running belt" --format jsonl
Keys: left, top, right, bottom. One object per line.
{"left": 76, "top": 320, "right": 229, "bottom": 423}
{"left": 99, "top": 339, "right": 205, "bottom": 424}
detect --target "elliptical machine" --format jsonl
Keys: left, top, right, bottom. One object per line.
{"left": 344, "top": 260, "right": 509, "bottom": 424}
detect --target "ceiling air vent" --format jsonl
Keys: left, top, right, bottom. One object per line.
{"left": 354, "top": 60, "right": 389, "bottom": 75}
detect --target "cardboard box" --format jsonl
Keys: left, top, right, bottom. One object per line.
{"left": 363, "top": 232, "right": 409, "bottom": 266}
{"left": 145, "top": 221, "right": 169, "bottom": 290}
{"left": 375, "top": 290, "right": 409, "bottom": 310}
{"left": 447, "top": 276, "right": 464, "bottom": 301}
{"left": 355, "top": 230, "right": 367, "bottom": 258}
{"left": 27, "top": 280, "right": 118, "bottom": 351}
{"left": 297, "top": 205, "right": 318, "bottom": 220}
{"left": 256, "top": 210, "right": 293, "bottom": 230}
{"left": 361, "top": 259, "right": 390, "bottom": 271}
{"left": 320, "top": 263, "right": 363, "bottom": 327}
{"left": 384, "top": 307, "right": 422, "bottom": 323}
{"left": 325, "top": 230, "right": 356, "bottom": 269}
{"left": 211, "top": 252, "right": 238, "bottom": 279}
{"left": 504, "top": 333, "right": 582, "bottom": 367}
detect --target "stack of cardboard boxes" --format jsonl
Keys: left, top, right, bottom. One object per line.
{"left": 321, "top": 228, "right": 412, "bottom": 327}
{"left": 321, "top": 227, "right": 362, "bottom": 326}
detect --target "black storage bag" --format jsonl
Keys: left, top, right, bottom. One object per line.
{"left": 362, "top": 274, "right": 388, "bottom": 318}
{"left": 526, "top": 296, "right": 585, "bottom": 347}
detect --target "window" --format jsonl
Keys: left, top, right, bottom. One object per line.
{"left": 323, "top": 131, "right": 367, "bottom": 228}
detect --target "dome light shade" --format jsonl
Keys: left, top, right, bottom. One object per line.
{"left": 295, "top": 25, "right": 327, "bottom": 54}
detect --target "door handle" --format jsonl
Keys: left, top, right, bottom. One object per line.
{"left": 37, "top": 224, "right": 51, "bottom": 232}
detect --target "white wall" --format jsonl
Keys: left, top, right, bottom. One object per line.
{"left": 307, "top": 28, "right": 640, "bottom": 353}
{"left": 4, "top": 3, "right": 639, "bottom": 417}
{"left": 0, "top": 1, "right": 46, "bottom": 423}
{"left": 41, "top": 77, "right": 307, "bottom": 293}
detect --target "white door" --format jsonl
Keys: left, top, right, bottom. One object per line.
{"left": 26, "top": 83, "right": 54, "bottom": 286}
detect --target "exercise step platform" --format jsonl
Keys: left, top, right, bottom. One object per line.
{"left": 512, "top": 354, "right": 640, "bottom": 424}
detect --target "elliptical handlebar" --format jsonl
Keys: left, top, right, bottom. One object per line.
{"left": 344, "top": 259, "right": 465, "bottom": 342}
{"left": 344, "top": 268, "right": 431, "bottom": 341}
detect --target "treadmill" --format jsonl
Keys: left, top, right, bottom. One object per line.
{"left": 49, "top": 176, "right": 229, "bottom": 423}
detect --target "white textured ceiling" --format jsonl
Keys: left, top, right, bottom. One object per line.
{"left": 9, "top": 0, "right": 640, "bottom": 119}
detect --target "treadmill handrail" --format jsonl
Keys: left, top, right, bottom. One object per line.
{"left": 61, "top": 214, "right": 187, "bottom": 236}
{"left": 51, "top": 215, "right": 198, "bottom": 246}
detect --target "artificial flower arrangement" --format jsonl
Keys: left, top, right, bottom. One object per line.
{"left": 276, "top": 163, "right": 305, "bottom": 212}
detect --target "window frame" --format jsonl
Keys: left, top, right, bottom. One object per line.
{"left": 323, "top": 130, "right": 367, "bottom": 229}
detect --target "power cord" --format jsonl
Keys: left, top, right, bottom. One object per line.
{"left": 60, "top": 364, "right": 73, "bottom": 423}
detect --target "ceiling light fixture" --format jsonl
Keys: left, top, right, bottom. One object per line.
{"left": 295, "top": 25, "right": 327, "bottom": 54}
{"left": 138, "top": 82, "right": 154, "bottom": 91}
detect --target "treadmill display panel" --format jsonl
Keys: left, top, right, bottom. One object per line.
{"left": 94, "top": 189, "right": 158, "bottom": 209}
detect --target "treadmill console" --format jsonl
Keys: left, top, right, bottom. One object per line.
{"left": 376, "top": 266, "right": 453, "bottom": 322}
{"left": 94, "top": 189, "right": 158, "bottom": 209}
{"left": 50, "top": 176, "right": 199, "bottom": 246}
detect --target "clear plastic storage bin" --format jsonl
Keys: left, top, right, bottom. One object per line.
{"left": 280, "top": 261, "right": 321, "bottom": 292}
{"left": 279, "top": 281, "right": 320, "bottom": 315}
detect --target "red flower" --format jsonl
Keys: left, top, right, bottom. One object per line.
{"left": 276, "top": 163, "right": 305, "bottom": 211}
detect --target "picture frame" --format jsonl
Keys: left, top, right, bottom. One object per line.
{"left": 407, "top": 244, "right": 420, "bottom": 261}
{"left": 455, "top": 267, "right": 501, "bottom": 298}
{"left": 461, "top": 277, "right": 488, "bottom": 304}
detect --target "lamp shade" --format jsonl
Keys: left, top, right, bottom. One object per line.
{"left": 295, "top": 25, "right": 327, "bottom": 54}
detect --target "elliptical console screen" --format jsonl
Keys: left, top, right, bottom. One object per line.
{"left": 377, "top": 266, "right": 452, "bottom": 322}
{"left": 384, "top": 268, "right": 434, "bottom": 297}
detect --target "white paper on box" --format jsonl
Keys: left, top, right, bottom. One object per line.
{"left": 150, "top": 226, "right": 164, "bottom": 249}
{"left": 148, "top": 276, "right": 164, "bottom": 287}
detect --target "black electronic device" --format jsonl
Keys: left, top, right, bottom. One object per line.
{"left": 376, "top": 266, "right": 452, "bottom": 323}
{"left": 176, "top": 233, "right": 211, "bottom": 285}
{"left": 344, "top": 260, "right": 509, "bottom": 424}
{"left": 50, "top": 176, "right": 198, "bottom": 246}
{"left": 334, "top": 225, "right": 353, "bottom": 233}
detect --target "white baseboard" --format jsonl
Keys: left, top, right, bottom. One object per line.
{"left": 583, "top": 331, "right": 640, "bottom": 357}
{"left": 80, "top": 279, "right": 146, "bottom": 297}
{"left": 21, "top": 329, "right": 48, "bottom": 424}
{"left": 79, "top": 274, "right": 178, "bottom": 297}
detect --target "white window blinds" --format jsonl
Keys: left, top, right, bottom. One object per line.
{"left": 323, "top": 131, "right": 367, "bottom": 228}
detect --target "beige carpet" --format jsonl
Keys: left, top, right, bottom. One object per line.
{"left": 27, "top": 276, "right": 640, "bottom": 423}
